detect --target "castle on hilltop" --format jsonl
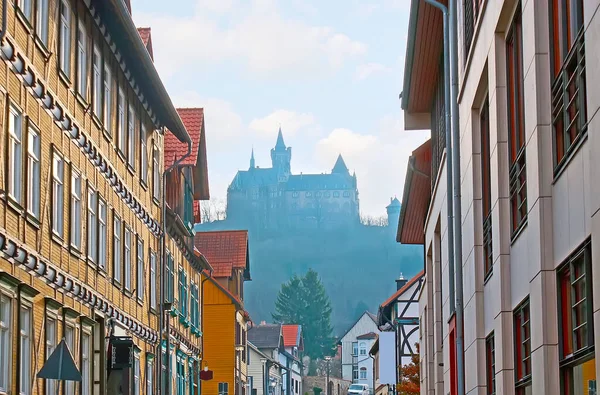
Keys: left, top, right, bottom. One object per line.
{"left": 226, "top": 128, "right": 360, "bottom": 230}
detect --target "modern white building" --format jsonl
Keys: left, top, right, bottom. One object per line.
{"left": 398, "top": 0, "right": 600, "bottom": 394}
{"left": 340, "top": 312, "right": 380, "bottom": 390}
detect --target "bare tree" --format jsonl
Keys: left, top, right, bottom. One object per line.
{"left": 360, "top": 214, "right": 388, "bottom": 227}
{"left": 200, "top": 198, "right": 227, "bottom": 223}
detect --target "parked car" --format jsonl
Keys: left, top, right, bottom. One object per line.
{"left": 347, "top": 384, "right": 369, "bottom": 395}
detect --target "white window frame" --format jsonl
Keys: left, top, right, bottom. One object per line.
{"left": 124, "top": 227, "right": 132, "bottom": 290}
{"left": 150, "top": 252, "right": 157, "bottom": 310}
{"left": 147, "top": 358, "right": 154, "bottom": 395}
{"left": 118, "top": 88, "right": 126, "bottom": 154}
{"left": 81, "top": 331, "right": 91, "bottom": 395}
{"left": 134, "top": 353, "right": 140, "bottom": 395}
{"left": 98, "top": 198, "right": 107, "bottom": 271}
{"left": 59, "top": 0, "right": 71, "bottom": 76}
{"left": 27, "top": 125, "right": 41, "bottom": 218}
{"left": 36, "top": 0, "right": 49, "bottom": 46}
{"left": 17, "top": 0, "right": 33, "bottom": 23}
{"left": 141, "top": 124, "right": 148, "bottom": 184}
{"left": 19, "top": 304, "right": 32, "bottom": 395}
{"left": 128, "top": 105, "right": 136, "bottom": 168}
{"left": 45, "top": 317, "right": 57, "bottom": 395}
{"left": 359, "top": 367, "right": 367, "bottom": 380}
{"left": 93, "top": 44, "right": 102, "bottom": 118}
{"left": 104, "top": 65, "right": 112, "bottom": 135}
{"left": 113, "top": 214, "right": 122, "bottom": 283}
{"left": 77, "top": 21, "right": 88, "bottom": 97}
{"left": 64, "top": 323, "right": 75, "bottom": 395}
{"left": 359, "top": 342, "right": 366, "bottom": 355}
{"left": 52, "top": 153, "right": 65, "bottom": 237}
{"left": 8, "top": 104, "right": 23, "bottom": 203}
{"left": 87, "top": 188, "right": 97, "bottom": 262}
{"left": 153, "top": 143, "right": 160, "bottom": 200}
{"left": 136, "top": 237, "right": 144, "bottom": 301}
{"left": 0, "top": 293, "right": 12, "bottom": 392}
{"left": 70, "top": 170, "right": 82, "bottom": 249}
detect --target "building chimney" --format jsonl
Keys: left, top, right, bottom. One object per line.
{"left": 396, "top": 273, "right": 407, "bottom": 291}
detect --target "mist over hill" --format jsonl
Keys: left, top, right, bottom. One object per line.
{"left": 195, "top": 219, "right": 423, "bottom": 334}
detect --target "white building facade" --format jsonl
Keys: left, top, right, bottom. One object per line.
{"left": 399, "top": 0, "right": 600, "bottom": 394}
{"left": 340, "top": 312, "right": 380, "bottom": 389}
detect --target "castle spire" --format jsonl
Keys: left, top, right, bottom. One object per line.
{"left": 249, "top": 148, "right": 255, "bottom": 169}
{"left": 275, "top": 127, "right": 286, "bottom": 150}
{"left": 332, "top": 154, "right": 349, "bottom": 174}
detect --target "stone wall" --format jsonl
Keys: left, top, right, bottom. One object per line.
{"left": 302, "top": 376, "right": 351, "bottom": 395}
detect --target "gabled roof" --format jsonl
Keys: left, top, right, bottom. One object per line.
{"left": 164, "top": 108, "right": 210, "bottom": 199}
{"left": 274, "top": 128, "right": 286, "bottom": 150}
{"left": 339, "top": 311, "right": 378, "bottom": 341}
{"left": 136, "top": 27, "right": 153, "bottom": 61}
{"left": 194, "top": 230, "right": 251, "bottom": 280}
{"left": 202, "top": 270, "right": 243, "bottom": 310}
{"left": 332, "top": 154, "right": 349, "bottom": 174}
{"left": 356, "top": 332, "right": 377, "bottom": 340}
{"left": 380, "top": 270, "right": 425, "bottom": 308}
{"left": 248, "top": 324, "right": 282, "bottom": 349}
{"left": 282, "top": 324, "right": 302, "bottom": 349}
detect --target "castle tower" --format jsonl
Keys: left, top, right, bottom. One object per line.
{"left": 270, "top": 127, "right": 292, "bottom": 181}
{"left": 331, "top": 154, "right": 350, "bottom": 175}
{"left": 386, "top": 197, "right": 401, "bottom": 227}
{"left": 249, "top": 148, "right": 255, "bottom": 170}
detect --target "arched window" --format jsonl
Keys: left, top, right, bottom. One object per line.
{"left": 360, "top": 367, "right": 367, "bottom": 379}
{"left": 359, "top": 342, "right": 367, "bottom": 355}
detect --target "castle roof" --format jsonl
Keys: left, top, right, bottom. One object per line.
{"left": 274, "top": 127, "right": 286, "bottom": 150}
{"left": 387, "top": 197, "right": 401, "bottom": 208}
{"left": 229, "top": 168, "right": 279, "bottom": 191}
{"left": 332, "top": 154, "right": 349, "bottom": 174}
{"left": 285, "top": 173, "right": 355, "bottom": 191}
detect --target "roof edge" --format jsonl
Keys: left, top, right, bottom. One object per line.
{"left": 397, "top": 155, "right": 416, "bottom": 243}
{"left": 401, "top": 0, "right": 421, "bottom": 111}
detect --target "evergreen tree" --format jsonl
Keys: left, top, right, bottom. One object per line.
{"left": 272, "top": 269, "right": 336, "bottom": 359}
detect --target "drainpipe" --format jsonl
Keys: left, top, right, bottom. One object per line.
{"left": 198, "top": 270, "right": 213, "bottom": 395}
{"left": 159, "top": 139, "right": 192, "bottom": 395}
{"left": 448, "top": 0, "right": 466, "bottom": 394}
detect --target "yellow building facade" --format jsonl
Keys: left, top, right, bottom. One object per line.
{"left": 0, "top": 0, "right": 199, "bottom": 394}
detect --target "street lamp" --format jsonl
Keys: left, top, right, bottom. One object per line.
{"left": 324, "top": 356, "right": 331, "bottom": 395}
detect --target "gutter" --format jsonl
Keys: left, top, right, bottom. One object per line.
{"left": 158, "top": 140, "right": 192, "bottom": 395}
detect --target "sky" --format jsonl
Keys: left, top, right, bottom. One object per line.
{"left": 131, "top": 0, "right": 429, "bottom": 217}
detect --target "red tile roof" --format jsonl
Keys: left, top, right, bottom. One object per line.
{"left": 137, "top": 27, "right": 154, "bottom": 61}
{"left": 380, "top": 270, "right": 425, "bottom": 308}
{"left": 282, "top": 324, "right": 300, "bottom": 347}
{"left": 194, "top": 231, "right": 250, "bottom": 279}
{"left": 164, "top": 108, "right": 204, "bottom": 168}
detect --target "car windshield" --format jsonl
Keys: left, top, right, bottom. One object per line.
{"left": 349, "top": 385, "right": 364, "bottom": 391}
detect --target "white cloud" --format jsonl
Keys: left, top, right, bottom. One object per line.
{"left": 355, "top": 62, "right": 391, "bottom": 80}
{"left": 314, "top": 116, "right": 429, "bottom": 216}
{"left": 249, "top": 110, "right": 316, "bottom": 138}
{"left": 133, "top": 1, "right": 367, "bottom": 79}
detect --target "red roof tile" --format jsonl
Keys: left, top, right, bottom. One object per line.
{"left": 282, "top": 324, "right": 300, "bottom": 347}
{"left": 164, "top": 108, "right": 204, "bottom": 168}
{"left": 194, "top": 231, "right": 250, "bottom": 279}
{"left": 137, "top": 27, "right": 153, "bottom": 61}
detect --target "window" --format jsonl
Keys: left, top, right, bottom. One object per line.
{"left": 124, "top": 227, "right": 132, "bottom": 290}
{"left": 147, "top": 358, "right": 155, "bottom": 395}
{"left": 128, "top": 105, "right": 136, "bottom": 168}
{"left": 93, "top": 44, "right": 102, "bottom": 118}
{"left": 463, "top": 0, "right": 482, "bottom": 59}
{"left": 113, "top": 215, "right": 122, "bottom": 283}
{"left": 219, "top": 383, "right": 229, "bottom": 395}
{"left": 46, "top": 318, "right": 57, "bottom": 395}
{"left": 137, "top": 238, "right": 144, "bottom": 300}
{"left": 52, "top": 153, "right": 65, "bottom": 237}
{"left": 305, "top": 192, "right": 312, "bottom": 198}
{"left": 292, "top": 191, "right": 298, "bottom": 198}
{"left": 17, "top": 0, "right": 33, "bottom": 23}
{"left": 514, "top": 299, "right": 531, "bottom": 394}
{"left": 36, "top": 0, "right": 49, "bottom": 46}
{"left": 59, "top": 0, "right": 71, "bottom": 76}
{"left": 352, "top": 342, "right": 358, "bottom": 356}
{"left": 81, "top": 332, "right": 91, "bottom": 395}
{"left": 359, "top": 342, "right": 366, "bottom": 355}
{"left": 98, "top": 199, "right": 107, "bottom": 270}
{"left": 324, "top": 191, "right": 331, "bottom": 198}
{"left": 8, "top": 105, "right": 23, "bottom": 203}
{"left": 118, "top": 88, "right": 126, "bottom": 154}
{"left": 87, "top": 189, "right": 97, "bottom": 261}
{"left": 343, "top": 191, "right": 350, "bottom": 197}
{"left": 177, "top": 356, "right": 185, "bottom": 395}
{"left": 178, "top": 267, "right": 187, "bottom": 318}
{"left": 19, "top": 305, "right": 32, "bottom": 395}
{"left": 153, "top": 143, "right": 160, "bottom": 200}
{"left": 550, "top": 0, "right": 587, "bottom": 169}
{"left": 104, "top": 65, "right": 112, "bottom": 135}
{"left": 134, "top": 353, "right": 140, "bottom": 395}
{"left": 486, "top": 333, "right": 495, "bottom": 395}
{"left": 27, "top": 125, "right": 40, "bottom": 218}
{"left": 480, "top": 97, "right": 493, "bottom": 277}
{"left": 64, "top": 324, "right": 75, "bottom": 395}
{"left": 70, "top": 171, "right": 82, "bottom": 249}
{"left": 77, "top": 21, "right": 87, "bottom": 97}
{"left": 190, "top": 283, "right": 199, "bottom": 328}
{"left": 334, "top": 191, "right": 340, "bottom": 198}
{"left": 558, "top": 241, "right": 595, "bottom": 394}
{"left": 316, "top": 191, "right": 322, "bottom": 198}
{"left": 141, "top": 124, "right": 148, "bottom": 184}
{"left": 360, "top": 367, "right": 367, "bottom": 380}
{"left": 0, "top": 294, "right": 12, "bottom": 392}
{"left": 506, "top": 6, "right": 527, "bottom": 235}
{"left": 352, "top": 365, "right": 358, "bottom": 381}
{"left": 166, "top": 253, "right": 174, "bottom": 302}
{"left": 150, "top": 252, "right": 157, "bottom": 310}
